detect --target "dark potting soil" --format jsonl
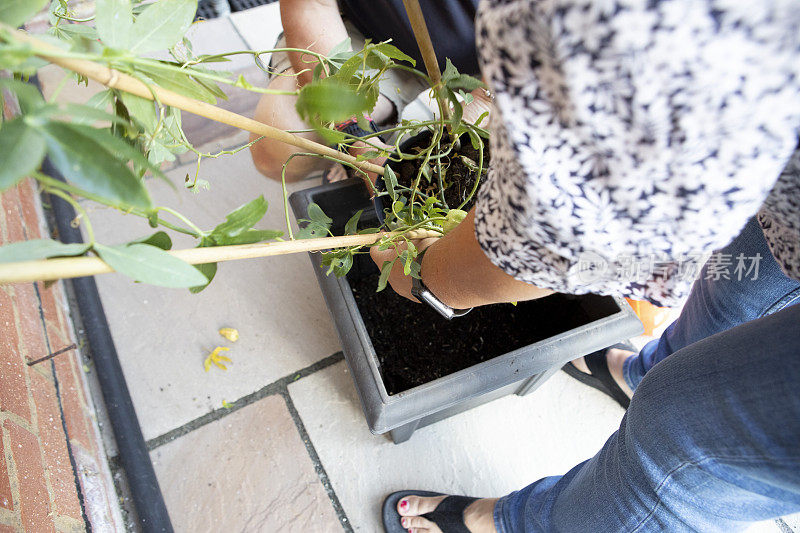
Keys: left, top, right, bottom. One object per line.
{"left": 350, "top": 272, "right": 604, "bottom": 395}
{"left": 392, "top": 135, "right": 487, "bottom": 211}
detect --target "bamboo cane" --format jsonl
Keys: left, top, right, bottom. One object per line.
{"left": 401, "top": 0, "right": 453, "bottom": 125}
{"left": 0, "top": 230, "right": 440, "bottom": 284}
{"left": 0, "top": 23, "right": 385, "bottom": 176}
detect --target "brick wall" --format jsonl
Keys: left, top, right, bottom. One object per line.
{"left": 0, "top": 178, "right": 124, "bottom": 532}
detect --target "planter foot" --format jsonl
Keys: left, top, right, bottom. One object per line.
{"left": 390, "top": 419, "right": 421, "bottom": 444}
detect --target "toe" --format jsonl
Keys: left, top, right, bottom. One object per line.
{"left": 401, "top": 515, "right": 437, "bottom": 531}
{"left": 397, "top": 495, "right": 446, "bottom": 516}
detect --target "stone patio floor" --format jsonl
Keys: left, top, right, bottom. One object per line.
{"left": 35, "top": 3, "right": 799, "bottom": 531}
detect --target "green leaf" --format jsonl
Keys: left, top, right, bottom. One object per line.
{"left": 132, "top": 231, "right": 172, "bottom": 250}
{"left": 372, "top": 43, "right": 416, "bottom": 66}
{"left": 0, "top": 43, "right": 33, "bottom": 70}
{"left": 442, "top": 58, "right": 459, "bottom": 83}
{"left": 327, "top": 38, "right": 352, "bottom": 60}
{"left": 306, "top": 202, "right": 332, "bottom": 225}
{"left": 38, "top": 122, "right": 152, "bottom": 209}
{"left": 0, "top": 0, "right": 48, "bottom": 27}
{"left": 133, "top": 62, "right": 217, "bottom": 104}
{"left": 65, "top": 122, "right": 167, "bottom": 182}
{"left": 383, "top": 165, "right": 398, "bottom": 201}
{"left": 377, "top": 260, "right": 394, "bottom": 292}
{"left": 0, "top": 119, "right": 45, "bottom": 191}
{"left": 86, "top": 89, "right": 115, "bottom": 111}
{"left": 94, "top": 242, "right": 208, "bottom": 287}
{"left": 442, "top": 58, "right": 485, "bottom": 92}
{"left": 344, "top": 210, "right": 362, "bottom": 235}
{"left": 296, "top": 80, "right": 370, "bottom": 123}
{"left": 95, "top": 0, "right": 132, "bottom": 48}
{"left": 210, "top": 196, "right": 268, "bottom": 239}
{"left": 0, "top": 78, "right": 44, "bottom": 113}
{"left": 189, "top": 261, "right": 216, "bottom": 293}
{"left": 209, "top": 228, "right": 282, "bottom": 246}
{"left": 0, "top": 239, "right": 89, "bottom": 263}
{"left": 51, "top": 23, "right": 98, "bottom": 42}
{"left": 119, "top": 91, "right": 158, "bottom": 133}
{"left": 129, "top": 0, "right": 197, "bottom": 54}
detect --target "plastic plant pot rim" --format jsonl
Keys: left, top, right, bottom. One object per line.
{"left": 290, "top": 180, "right": 643, "bottom": 435}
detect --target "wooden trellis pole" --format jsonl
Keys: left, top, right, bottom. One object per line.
{"left": 0, "top": 23, "right": 386, "bottom": 177}
{"left": 0, "top": 229, "right": 440, "bottom": 284}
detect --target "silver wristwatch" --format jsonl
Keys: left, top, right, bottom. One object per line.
{"left": 410, "top": 249, "right": 473, "bottom": 320}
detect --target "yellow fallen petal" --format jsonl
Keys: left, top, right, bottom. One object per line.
{"left": 203, "top": 357, "right": 212, "bottom": 372}
{"left": 219, "top": 328, "right": 239, "bottom": 342}
{"left": 216, "top": 355, "right": 232, "bottom": 363}
{"left": 213, "top": 360, "right": 227, "bottom": 370}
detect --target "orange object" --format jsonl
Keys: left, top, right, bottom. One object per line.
{"left": 626, "top": 298, "right": 672, "bottom": 337}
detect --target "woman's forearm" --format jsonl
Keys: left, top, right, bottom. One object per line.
{"left": 421, "top": 209, "right": 553, "bottom": 309}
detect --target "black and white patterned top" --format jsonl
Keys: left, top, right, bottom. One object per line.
{"left": 473, "top": 0, "right": 800, "bottom": 307}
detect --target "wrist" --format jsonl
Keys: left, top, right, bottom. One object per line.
{"left": 420, "top": 241, "right": 475, "bottom": 310}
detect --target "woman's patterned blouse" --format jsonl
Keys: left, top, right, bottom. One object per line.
{"left": 474, "top": 0, "right": 800, "bottom": 306}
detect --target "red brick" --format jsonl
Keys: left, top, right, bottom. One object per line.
{"left": 0, "top": 288, "right": 31, "bottom": 423}
{"left": 29, "top": 373, "right": 82, "bottom": 521}
{"left": 51, "top": 358, "right": 92, "bottom": 453}
{"left": 10, "top": 283, "right": 48, "bottom": 367}
{"left": 17, "top": 180, "right": 44, "bottom": 241}
{"left": 36, "top": 284, "right": 69, "bottom": 350}
{"left": 0, "top": 431, "right": 13, "bottom": 511}
{"left": 0, "top": 188, "right": 24, "bottom": 245}
{"left": 4, "top": 421, "right": 54, "bottom": 533}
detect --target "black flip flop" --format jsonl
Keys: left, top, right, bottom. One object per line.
{"left": 562, "top": 343, "right": 636, "bottom": 409}
{"left": 383, "top": 490, "right": 478, "bottom": 533}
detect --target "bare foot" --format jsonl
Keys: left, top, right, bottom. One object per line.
{"left": 571, "top": 348, "right": 635, "bottom": 398}
{"left": 397, "top": 495, "right": 498, "bottom": 533}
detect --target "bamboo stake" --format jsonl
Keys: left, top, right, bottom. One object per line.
{"left": 401, "top": 0, "right": 453, "bottom": 125}
{"left": 0, "top": 230, "right": 440, "bottom": 284}
{"left": 0, "top": 23, "right": 385, "bottom": 176}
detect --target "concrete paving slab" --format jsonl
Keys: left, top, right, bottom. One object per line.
{"left": 231, "top": 3, "right": 284, "bottom": 53}
{"left": 88, "top": 153, "right": 340, "bottom": 441}
{"left": 151, "top": 394, "right": 340, "bottom": 532}
{"left": 288, "top": 361, "right": 626, "bottom": 532}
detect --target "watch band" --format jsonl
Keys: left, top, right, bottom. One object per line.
{"left": 411, "top": 249, "right": 473, "bottom": 320}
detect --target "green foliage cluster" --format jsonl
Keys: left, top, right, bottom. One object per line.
{"left": 0, "top": 0, "right": 488, "bottom": 293}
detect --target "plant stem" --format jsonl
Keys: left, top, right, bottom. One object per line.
{"left": 0, "top": 23, "right": 386, "bottom": 176}
{"left": 156, "top": 207, "right": 206, "bottom": 237}
{"left": 34, "top": 173, "right": 201, "bottom": 238}
{"left": 46, "top": 188, "right": 95, "bottom": 243}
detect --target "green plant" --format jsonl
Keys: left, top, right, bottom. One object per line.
{"left": 0, "top": 0, "right": 487, "bottom": 292}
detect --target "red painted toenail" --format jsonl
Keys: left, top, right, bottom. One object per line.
{"left": 400, "top": 500, "right": 408, "bottom": 509}
{"left": 401, "top": 518, "right": 407, "bottom": 527}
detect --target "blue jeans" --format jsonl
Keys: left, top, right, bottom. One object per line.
{"left": 495, "top": 219, "right": 800, "bottom": 532}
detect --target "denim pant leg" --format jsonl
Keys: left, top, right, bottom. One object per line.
{"left": 495, "top": 305, "right": 800, "bottom": 532}
{"left": 624, "top": 217, "right": 800, "bottom": 390}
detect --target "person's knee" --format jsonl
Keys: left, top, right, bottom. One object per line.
{"left": 249, "top": 70, "right": 321, "bottom": 182}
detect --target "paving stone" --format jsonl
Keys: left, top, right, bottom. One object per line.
{"left": 230, "top": 3, "right": 284, "bottom": 53}
{"left": 185, "top": 16, "right": 252, "bottom": 72}
{"left": 88, "top": 153, "right": 340, "bottom": 440}
{"left": 288, "top": 361, "right": 626, "bottom": 532}
{"left": 150, "top": 394, "right": 340, "bottom": 533}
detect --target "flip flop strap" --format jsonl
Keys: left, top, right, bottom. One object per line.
{"left": 585, "top": 350, "right": 630, "bottom": 407}
{"left": 421, "top": 496, "right": 479, "bottom": 533}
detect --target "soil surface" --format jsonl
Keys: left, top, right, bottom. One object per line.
{"left": 390, "top": 132, "right": 487, "bottom": 211}
{"left": 350, "top": 272, "right": 616, "bottom": 395}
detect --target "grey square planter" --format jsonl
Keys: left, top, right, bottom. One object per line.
{"left": 290, "top": 179, "right": 642, "bottom": 443}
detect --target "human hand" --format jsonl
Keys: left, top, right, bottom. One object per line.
{"left": 328, "top": 138, "right": 392, "bottom": 185}
{"left": 369, "top": 237, "right": 439, "bottom": 302}
{"left": 461, "top": 87, "right": 494, "bottom": 126}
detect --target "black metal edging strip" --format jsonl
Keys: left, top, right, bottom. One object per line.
{"left": 42, "top": 158, "right": 174, "bottom": 533}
